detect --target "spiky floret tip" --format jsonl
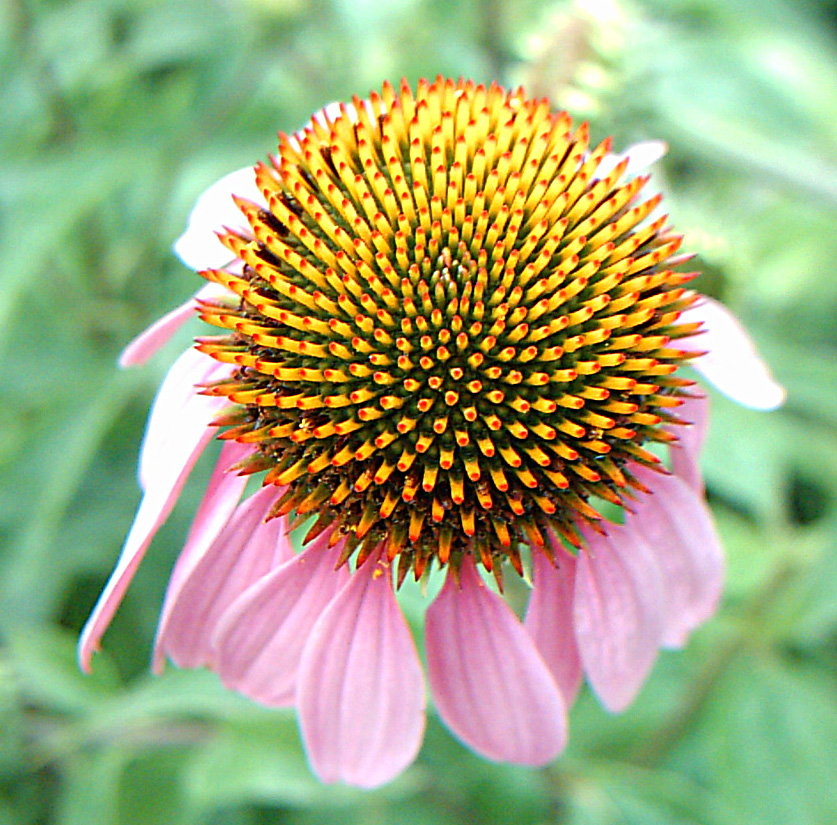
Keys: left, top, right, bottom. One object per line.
{"left": 196, "top": 76, "right": 700, "bottom": 584}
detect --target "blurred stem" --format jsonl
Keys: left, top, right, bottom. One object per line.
{"left": 663, "top": 112, "right": 837, "bottom": 209}
{"left": 30, "top": 712, "right": 213, "bottom": 768}
{"left": 10, "top": 0, "right": 75, "bottom": 143}
{"left": 477, "top": 0, "right": 512, "bottom": 82}
{"left": 631, "top": 527, "right": 802, "bottom": 768}
{"left": 0, "top": 369, "right": 143, "bottom": 629}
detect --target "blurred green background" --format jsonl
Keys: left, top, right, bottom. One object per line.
{"left": 2, "top": 0, "right": 837, "bottom": 822}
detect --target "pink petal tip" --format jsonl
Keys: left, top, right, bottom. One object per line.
{"left": 297, "top": 550, "right": 426, "bottom": 788}
{"left": 426, "top": 556, "right": 567, "bottom": 765}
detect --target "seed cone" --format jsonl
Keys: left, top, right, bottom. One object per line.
{"left": 196, "top": 76, "right": 700, "bottom": 583}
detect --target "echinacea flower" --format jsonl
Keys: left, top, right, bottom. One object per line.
{"left": 80, "top": 77, "right": 784, "bottom": 788}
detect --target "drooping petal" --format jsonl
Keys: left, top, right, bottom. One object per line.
{"left": 78, "top": 351, "right": 227, "bottom": 672}
{"left": 173, "top": 167, "right": 266, "bottom": 271}
{"left": 624, "top": 139, "right": 668, "bottom": 174}
{"left": 297, "top": 549, "right": 426, "bottom": 788}
{"left": 212, "top": 530, "right": 350, "bottom": 708}
{"left": 151, "top": 439, "right": 253, "bottom": 673}
{"left": 679, "top": 297, "right": 785, "bottom": 410}
{"left": 425, "top": 556, "right": 567, "bottom": 766}
{"left": 155, "top": 484, "right": 287, "bottom": 670}
{"left": 294, "top": 101, "right": 373, "bottom": 144}
{"left": 574, "top": 524, "right": 665, "bottom": 712}
{"left": 628, "top": 466, "right": 724, "bottom": 648}
{"left": 596, "top": 140, "right": 668, "bottom": 179}
{"left": 174, "top": 108, "right": 358, "bottom": 271}
{"left": 297, "top": 102, "right": 348, "bottom": 139}
{"left": 159, "top": 440, "right": 255, "bottom": 597}
{"left": 138, "top": 348, "right": 231, "bottom": 490}
{"left": 119, "top": 283, "right": 226, "bottom": 367}
{"left": 524, "top": 543, "right": 583, "bottom": 707}
{"left": 667, "top": 392, "right": 710, "bottom": 493}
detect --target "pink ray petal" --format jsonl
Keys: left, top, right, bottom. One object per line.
{"left": 679, "top": 296, "right": 785, "bottom": 410}
{"left": 524, "top": 543, "right": 583, "bottom": 707}
{"left": 212, "top": 531, "right": 350, "bottom": 708}
{"left": 574, "top": 524, "right": 665, "bottom": 712}
{"left": 173, "top": 166, "right": 265, "bottom": 271}
{"left": 159, "top": 441, "right": 255, "bottom": 599}
{"left": 78, "top": 352, "right": 227, "bottom": 672}
{"left": 426, "top": 555, "right": 567, "bottom": 766}
{"left": 297, "top": 549, "right": 426, "bottom": 788}
{"left": 151, "top": 439, "right": 254, "bottom": 673}
{"left": 628, "top": 466, "right": 724, "bottom": 648}
{"left": 667, "top": 392, "right": 710, "bottom": 493}
{"left": 119, "top": 283, "right": 226, "bottom": 368}
{"left": 155, "top": 484, "right": 286, "bottom": 670}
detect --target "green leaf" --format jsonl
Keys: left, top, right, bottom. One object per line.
{"left": 562, "top": 761, "right": 739, "bottom": 825}
{"left": 56, "top": 750, "right": 124, "bottom": 825}
{"left": 6, "top": 626, "right": 120, "bottom": 716}
{"left": 0, "top": 369, "right": 144, "bottom": 629}
{"left": 694, "top": 654, "right": 837, "bottom": 825}
{"left": 700, "top": 397, "right": 787, "bottom": 522}
{"left": 761, "top": 523, "right": 837, "bottom": 648}
{"left": 711, "top": 507, "right": 784, "bottom": 598}
{"left": 184, "top": 720, "right": 362, "bottom": 811}
{"left": 116, "top": 748, "right": 192, "bottom": 825}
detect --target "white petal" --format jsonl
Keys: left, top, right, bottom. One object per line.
{"left": 596, "top": 140, "right": 668, "bottom": 179}
{"left": 138, "top": 348, "right": 231, "bottom": 490}
{"left": 173, "top": 167, "right": 265, "bottom": 271}
{"left": 680, "top": 297, "right": 785, "bottom": 410}
{"left": 78, "top": 351, "right": 225, "bottom": 672}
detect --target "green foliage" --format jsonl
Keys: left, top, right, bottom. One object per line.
{"left": 1, "top": 0, "right": 836, "bottom": 822}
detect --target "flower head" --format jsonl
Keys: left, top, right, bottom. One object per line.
{"left": 80, "top": 77, "right": 784, "bottom": 788}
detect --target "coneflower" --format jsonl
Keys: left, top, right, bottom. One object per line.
{"left": 80, "top": 77, "right": 784, "bottom": 788}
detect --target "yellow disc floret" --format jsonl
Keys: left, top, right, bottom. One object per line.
{"left": 196, "top": 76, "right": 700, "bottom": 584}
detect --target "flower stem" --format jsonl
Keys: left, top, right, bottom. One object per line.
{"left": 632, "top": 534, "right": 800, "bottom": 768}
